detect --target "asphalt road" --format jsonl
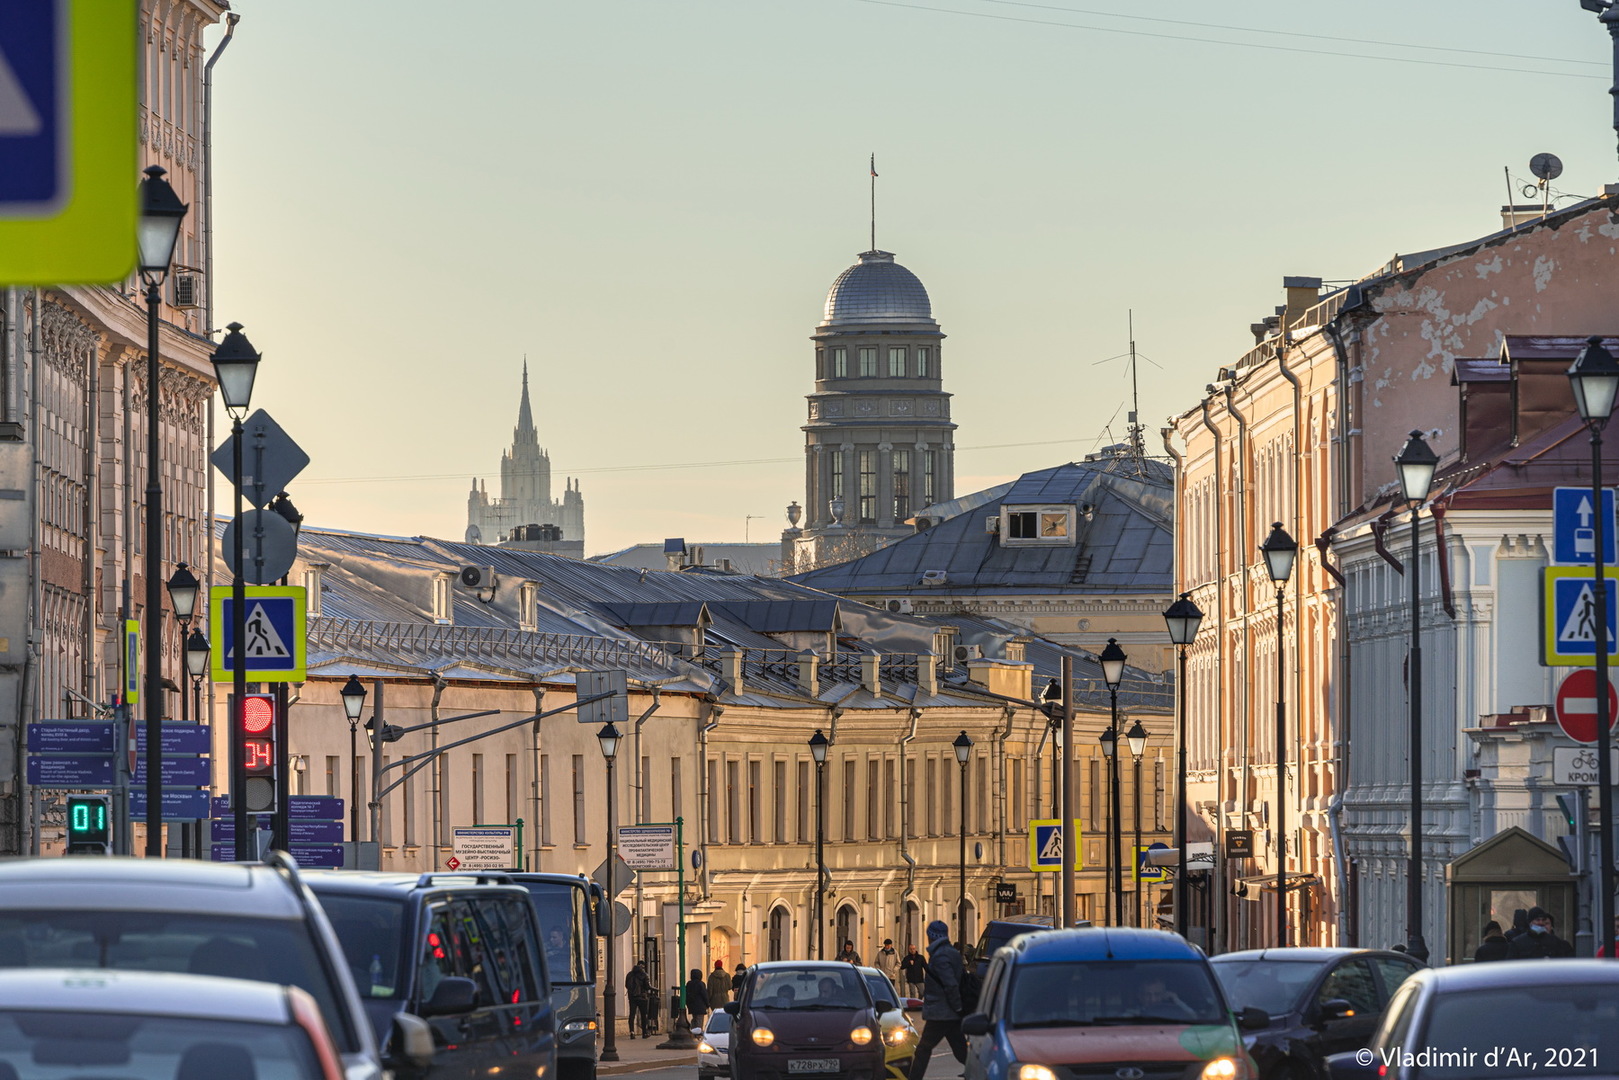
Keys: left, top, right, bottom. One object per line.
{"left": 609, "top": 1056, "right": 966, "bottom": 1079}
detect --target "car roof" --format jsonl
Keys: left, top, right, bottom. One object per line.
{"left": 302, "top": 870, "right": 531, "bottom": 901}
{"left": 0, "top": 856, "right": 304, "bottom": 918}
{"left": 985, "top": 915, "right": 1056, "bottom": 930}
{"left": 1211, "top": 948, "right": 1408, "bottom": 963}
{"left": 1007, "top": 927, "right": 1204, "bottom": 963}
{"left": 1414, "top": 959, "right": 1619, "bottom": 990}
{"left": 0, "top": 968, "right": 293, "bottom": 1023}
{"left": 750, "top": 961, "right": 870, "bottom": 974}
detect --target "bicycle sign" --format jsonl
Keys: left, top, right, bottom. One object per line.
{"left": 1553, "top": 745, "right": 1619, "bottom": 786}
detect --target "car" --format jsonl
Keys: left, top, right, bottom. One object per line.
{"left": 1326, "top": 960, "right": 1619, "bottom": 1080}
{"left": 972, "top": 916, "right": 1090, "bottom": 980}
{"left": 857, "top": 965, "right": 920, "bottom": 1080}
{"left": 724, "top": 960, "right": 895, "bottom": 1080}
{"left": 699, "top": 1006, "right": 733, "bottom": 1079}
{"left": 0, "top": 854, "right": 421, "bottom": 1080}
{"left": 305, "top": 869, "right": 557, "bottom": 1080}
{"left": 0, "top": 968, "right": 346, "bottom": 1079}
{"left": 1210, "top": 947, "right": 1424, "bottom": 1080}
{"left": 961, "top": 927, "right": 1267, "bottom": 1080}
{"left": 507, "top": 871, "right": 608, "bottom": 1079}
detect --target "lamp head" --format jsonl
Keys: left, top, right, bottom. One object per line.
{"left": 1126, "top": 719, "right": 1149, "bottom": 758}
{"left": 1041, "top": 677, "right": 1062, "bottom": 704}
{"left": 1098, "top": 726, "right": 1116, "bottom": 759}
{"left": 1162, "top": 592, "right": 1204, "bottom": 646}
{"left": 597, "top": 721, "right": 622, "bottom": 761}
{"left": 1569, "top": 335, "right": 1619, "bottom": 425}
{"left": 808, "top": 728, "right": 829, "bottom": 763}
{"left": 1260, "top": 522, "right": 1298, "bottom": 584}
{"left": 165, "top": 562, "right": 200, "bottom": 622}
{"left": 953, "top": 730, "right": 973, "bottom": 764}
{"left": 136, "top": 165, "right": 187, "bottom": 279}
{"left": 340, "top": 674, "right": 367, "bottom": 722}
{"left": 1099, "top": 637, "right": 1127, "bottom": 690}
{"left": 210, "top": 322, "right": 262, "bottom": 414}
{"left": 1393, "top": 429, "right": 1440, "bottom": 505}
{"left": 184, "top": 628, "right": 211, "bottom": 679}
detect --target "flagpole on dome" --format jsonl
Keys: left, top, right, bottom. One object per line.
{"left": 870, "top": 153, "right": 878, "bottom": 252}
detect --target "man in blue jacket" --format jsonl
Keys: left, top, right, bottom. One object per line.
{"left": 907, "top": 920, "right": 967, "bottom": 1080}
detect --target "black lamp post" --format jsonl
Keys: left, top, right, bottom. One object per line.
{"left": 1163, "top": 593, "right": 1204, "bottom": 939}
{"left": 138, "top": 166, "right": 188, "bottom": 858}
{"left": 1570, "top": 336, "right": 1619, "bottom": 961}
{"left": 1100, "top": 637, "right": 1127, "bottom": 927}
{"left": 210, "top": 323, "right": 261, "bottom": 860}
{"left": 1040, "top": 677, "right": 1062, "bottom": 918}
{"left": 184, "top": 630, "right": 210, "bottom": 850}
{"left": 954, "top": 730, "right": 973, "bottom": 939}
{"left": 1126, "top": 720, "right": 1149, "bottom": 927}
{"left": 1394, "top": 430, "right": 1439, "bottom": 962}
{"left": 1097, "top": 725, "right": 1118, "bottom": 925}
{"left": 809, "top": 728, "right": 829, "bottom": 960}
{"left": 598, "top": 720, "right": 622, "bottom": 1061}
{"left": 165, "top": 564, "right": 200, "bottom": 857}
{"left": 340, "top": 676, "right": 367, "bottom": 848}
{"left": 1259, "top": 522, "right": 1297, "bottom": 947}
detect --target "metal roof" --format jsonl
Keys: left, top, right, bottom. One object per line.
{"left": 821, "top": 250, "right": 936, "bottom": 329}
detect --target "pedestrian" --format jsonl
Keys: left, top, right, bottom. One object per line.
{"left": 707, "top": 959, "right": 732, "bottom": 1010}
{"left": 899, "top": 941, "right": 927, "bottom": 999}
{"left": 625, "top": 960, "right": 653, "bottom": 1037}
{"left": 837, "top": 939, "right": 863, "bottom": 966}
{"left": 1505, "top": 908, "right": 1531, "bottom": 942}
{"left": 906, "top": 920, "right": 968, "bottom": 1080}
{"left": 1594, "top": 916, "right": 1619, "bottom": 957}
{"left": 1472, "top": 920, "right": 1509, "bottom": 963}
{"left": 874, "top": 938, "right": 901, "bottom": 983}
{"left": 1507, "top": 907, "right": 1574, "bottom": 959}
{"left": 685, "top": 967, "right": 711, "bottom": 1030}
{"left": 731, "top": 962, "right": 747, "bottom": 997}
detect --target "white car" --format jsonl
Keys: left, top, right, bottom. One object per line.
{"left": 0, "top": 968, "right": 345, "bottom": 1079}
{"left": 698, "top": 1007, "right": 732, "bottom": 1079}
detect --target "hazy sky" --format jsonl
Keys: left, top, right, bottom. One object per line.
{"left": 208, "top": 1, "right": 1617, "bottom": 558}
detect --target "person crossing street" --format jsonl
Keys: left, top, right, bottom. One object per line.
{"left": 906, "top": 920, "right": 968, "bottom": 1080}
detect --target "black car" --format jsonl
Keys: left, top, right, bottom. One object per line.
{"left": 306, "top": 870, "right": 556, "bottom": 1080}
{"left": 1210, "top": 948, "right": 1424, "bottom": 1080}
{"left": 725, "top": 960, "right": 893, "bottom": 1080}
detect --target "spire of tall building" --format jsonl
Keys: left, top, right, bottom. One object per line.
{"left": 516, "top": 357, "right": 536, "bottom": 442}
{"left": 466, "top": 361, "right": 586, "bottom": 551}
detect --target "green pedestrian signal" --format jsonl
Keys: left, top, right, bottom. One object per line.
{"left": 65, "top": 794, "right": 111, "bottom": 855}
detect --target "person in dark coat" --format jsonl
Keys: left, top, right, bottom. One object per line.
{"left": 685, "top": 968, "right": 711, "bottom": 1030}
{"left": 1504, "top": 908, "right": 1531, "bottom": 942}
{"left": 906, "top": 920, "right": 967, "bottom": 1080}
{"left": 1507, "top": 907, "right": 1574, "bottom": 959}
{"left": 899, "top": 943, "right": 927, "bottom": 997}
{"left": 625, "top": 960, "right": 653, "bottom": 1036}
{"left": 731, "top": 962, "right": 747, "bottom": 996}
{"left": 1472, "top": 921, "right": 1510, "bottom": 963}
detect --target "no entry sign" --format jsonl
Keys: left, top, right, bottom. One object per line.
{"left": 1555, "top": 668, "right": 1619, "bottom": 744}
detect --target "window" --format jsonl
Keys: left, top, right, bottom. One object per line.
{"left": 774, "top": 760, "right": 787, "bottom": 843}
{"left": 1089, "top": 757, "right": 1101, "bottom": 830}
{"left": 507, "top": 754, "right": 520, "bottom": 833}
{"left": 749, "top": 760, "right": 761, "bottom": 843}
{"left": 922, "top": 451, "right": 936, "bottom": 506}
{"left": 471, "top": 754, "right": 484, "bottom": 824}
{"left": 671, "top": 756, "right": 683, "bottom": 823}
{"left": 1003, "top": 506, "right": 1075, "bottom": 544}
{"left": 642, "top": 756, "right": 652, "bottom": 821}
{"left": 403, "top": 769, "right": 417, "bottom": 847}
{"left": 727, "top": 760, "right": 741, "bottom": 844}
{"left": 858, "top": 451, "right": 876, "bottom": 523}
{"left": 926, "top": 758, "right": 937, "bottom": 835}
{"left": 1154, "top": 758, "right": 1166, "bottom": 830}
{"left": 883, "top": 759, "right": 897, "bottom": 839}
{"left": 889, "top": 347, "right": 906, "bottom": 376}
{"left": 571, "top": 755, "right": 586, "bottom": 845}
{"left": 859, "top": 347, "right": 878, "bottom": 377}
{"left": 942, "top": 757, "right": 954, "bottom": 836}
{"left": 1011, "top": 758, "right": 1024, "bottom": 832}
{"left": 892, "top": 450, "right": 911, "bottom": 522}
{"left": 539, "top": 754, "right": 552, "bottom": 845}
{"left": 843, "top": 760, "right": 856, "bottom": 841}
{"left": 831, "top": 454, "right": 844, "bottom": 499}
{"left": 867, "top": 760, "right": 880, "bottom": 839}
{"left": 797, "top": 760, "right": 810, "bottom": 842}
{"left": 1316, "top": 959, "right": 1379, "bottom": 1016}
{"left": 816, "top": 348, "right": 826, "bottom": 378}
{"left": 325, "top": 756, "right": 339, "bottom": 798}
{"left": 707, "top": 759, "right": 720, "bottom": 844}
{"left": 976, "top": 757, "right": 987, "bottom": 833}
{"left": 917, "top": 347, "right": 931, "bottom": 377}
{"left": 833, "top": 347, "right": 848, "bottom": 378}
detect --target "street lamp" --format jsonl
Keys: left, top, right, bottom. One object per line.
{"left": 1259, "top": 522, "right": 1297, "bottom": 948}
{"left": 1040, "top": 677, "right": 1063, "bottom": 919}
{"left": 1570, "top": 337, "right": 1619, "bottom": 962}
{"left": 210, "top": 323, "right": 261, "bottom": 860}
{"left": 165, "top": 564, "right": 201, "bottom": 857}
{"left": 1101, "top": 637, "right": 1127, "bottom": 927}
{"left": 340, "top": 676, "right": 367, "bottom": 848}
{"left": 1126, "top": 720, "right": 1149, "bottom": 928}
{"left": 1098, "top": 723, "right": 1118, "bottom": 926}
{"left": 139, "top": 166, "right": 188, "bottom": 858}
{"left": 597, "top": 720, "right": 622, "bottom": 1062}
{"left": 809, "top": 728, "right": 829, "bottom": 960}
{"left": 954, "top": 730, "right": 973, "bottom": 940}
{"left": 1163, "top": 593, "right": 1204, "bottom": 939}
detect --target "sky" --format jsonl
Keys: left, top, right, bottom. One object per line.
{"left": 207, "top": 1, "right": 1619, "bottom": 559}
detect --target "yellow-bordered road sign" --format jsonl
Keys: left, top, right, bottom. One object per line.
{"left": 1028, "top": 818, "right": 1084, "bottom": 872}
{"left": 1542, "top": 567, "right": 1619, "bottom": 665}
{"left": 209, "top": 586, "right": 307, "bottom": 683}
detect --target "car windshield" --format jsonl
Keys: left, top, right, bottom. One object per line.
{"left": 705, "top": 1010, "right": 732, "bottom": 1034}
{"left": 0, "top": 1009, "right": 324, "bottom": 1079}
{"left": 518, "top": 882, "right": 590, "bottom": 984}
{"left": 1411, "top": 982, "right": 1619, "bottom": 1079}
{"left": 1008, "top": 960, "right": 1228, "bottom": 1028}
{"left": 0, "top": 910, "right": 357, "bottom": 1054}
{"left": 751, "top": 967, "right": 869, "bottom": 1011}
{"left": 863, "top": 971, "right": 898, "bottom": 1005}
{"left": 314, "top": 894, "right": 406, "bottom": 1001}
{"left": 1211, "top": 958, "right": 1323, "bottom": 1016}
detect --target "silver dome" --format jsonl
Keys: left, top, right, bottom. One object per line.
{"left": 821, "top": 250, "right": 935, "bottom": 328}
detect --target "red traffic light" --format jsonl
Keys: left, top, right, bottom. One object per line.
{"left": 239, "top": 693, "right": 274, "bottom": 735}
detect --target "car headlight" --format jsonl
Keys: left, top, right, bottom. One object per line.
{"left": 698, "top": 1040, "right": 715, "bottom": 1054}
{"left": 560, "top": 1019, "right": 597, "bottom": 1034}
{"left": 885, "top": 1026, "right": 911, "bottom": 1046}
{"left": 1016, "top": 1065, "right": 1057, "bottom": 1080}
{"left": 851, "top": 1026, "right": 874, "bottom": 1045}
{"left": 1202, "top": 1058, "right": 1239, "bottom": 1080}
{"left": 751, "top": 1026, "right": 775, "bottom": 1047}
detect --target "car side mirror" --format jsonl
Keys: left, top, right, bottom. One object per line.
{"left": 388, "top": 1013, "right": 436, "bottom": 1070}
{"left": 1318, "top": 998, "right": 1357, "bottom": 1022}
{"left": 961, "top": 1012, "right": 991, "bottom": 1037}
{"left": 419, "top": 976, "right": 479, "bottom": 1017}
{"left": 875, "top": 1000, "right": 896, "bottom": 1014}
{"left": 723, "top": 1001, "right": 741, "bottom": 1016}
{"left": 1327, "top": 1051, "right": 1379, "bottom": 1080}
{"left": 1239, "top": 1006, "right": 1271, "bottom": 1031}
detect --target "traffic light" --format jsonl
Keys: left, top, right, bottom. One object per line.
{"left": 65, "top": 795, "right": 111, "bottom": 855}
{"left": 238, "top": 692, "right": 277, "bottom": 814}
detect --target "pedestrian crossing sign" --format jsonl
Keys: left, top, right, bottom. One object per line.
{"left": 1541, "top": 568, "right": 1619, "bottom": 666}
{"left": 1028, "top": 819, "right": 1083, "bottom": 872}
{"left": 209, "top": 586, "right": 307, "bottom": 683}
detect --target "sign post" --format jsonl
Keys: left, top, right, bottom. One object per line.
{"left": 449, "top": 826, "right": 516, "bottom": 871}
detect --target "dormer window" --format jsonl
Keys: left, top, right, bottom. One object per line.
{"left": 432, "top": 573, "right": 455, "bottom": 624}
{"left": 1001, "top": 505, "right": 1078, "bottom": 546}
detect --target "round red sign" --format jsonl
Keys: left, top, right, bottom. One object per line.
{"left": 1554, "top": 668, "right": 1619, "bottom": 744}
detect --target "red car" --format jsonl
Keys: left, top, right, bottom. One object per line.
{"left": 724, "top": 961, "right": 894, "bottom": 1080}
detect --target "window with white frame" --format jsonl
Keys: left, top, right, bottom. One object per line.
{"left": 1001, "top": 505, "right": 1077, "bottom": 546}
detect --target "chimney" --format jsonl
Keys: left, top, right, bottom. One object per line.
{"left": 861, "top": 653, "right": 882, "bottom": 698}
{"left": 797, "top": 649, "right": 820, "bottom": 696}
{"left": 1282, "top": 276, "right": 1322, "bottom": 328}
{"left": 719, "top": 648, "right": 744, "bottom": 696}
{"left": 1501, "top": 204, "right": 1544, "bottom": 230}
{"left": 1005, "top": 637, "right": 1030, "bottom": 664}
{"left": 918, "top": 651, "right": 938, "bottom": 696}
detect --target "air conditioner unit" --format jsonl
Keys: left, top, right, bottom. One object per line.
{"left": 886, "top": 599, "right": 913, "bottom": 614}
{"left": 171, "top": 271, "right": 202, "bottom": 309}
{"left": 984, "top": 516, "right": 1000, "bottom": 534}
{"left": 456, "top": 565, "right": 498, "bottom": 590}
{"left": 920, "top": 570, "right": 949, "bottom": 586}
{"left": 955, "top": 644, "right": 982, "bottom": 662}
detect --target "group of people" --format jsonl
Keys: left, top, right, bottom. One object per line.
{"left": 623, "top": 958, "right": 750, "bottom": 1037}
{"left": 1472, "top": 906, "right": 1576, "bottom": 960}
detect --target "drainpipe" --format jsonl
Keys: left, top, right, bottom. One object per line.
{"left": 698, "top": 702, "right": 722, "bottom": 901}
{"left": 1322, "top": 318, "right": 1356, "bottom": 946}
{"left": 995, "top": 705, "right": 1015, "bottom": 872}
{"left": 1198, "top": 394, "right": 1228, "bottom": 953}
{"left": 631, "top": 686, "right": 663, "bottom": 963}
{"left": 430, "top": 676, "right": 446, "bottom": 857}
{"left": 899, "top": 708, "right": 920, "bottom": 901}
{"left": 1277, "top": 345, "right": 1307, "bottom": 940}
{"left": 21, "top": 290, "right": 41, "bottom": 858}
{"left": 530, "top": 687, "right": 545, "bottom": 871}
{"left": 201, "top": 12, "right": 238, "bottom": 334}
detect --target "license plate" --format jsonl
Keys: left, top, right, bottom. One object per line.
{"left": 788, "top": 1058, "right": 840, "bottom": 1073}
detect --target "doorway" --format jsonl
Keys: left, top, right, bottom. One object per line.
{"left": 767, "top": 906, "right": 789, "bottom": 961}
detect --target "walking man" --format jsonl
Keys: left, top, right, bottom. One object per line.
{"left": 906, "top": 920, "right": 968, "bottom": 1080}
{"left": 899, "top": 941, "right": 927, "bottom": 999}
{"left": 625, "top": 960, "right": 652, "bottom": 1038}
{"left": 874, "top": 938, "right": 901, "bottom": 984}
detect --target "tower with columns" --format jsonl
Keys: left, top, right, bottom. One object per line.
{"left": 785, "top": 250, "right": 956, "bottom": 572}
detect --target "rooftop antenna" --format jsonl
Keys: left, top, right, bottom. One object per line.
{"left": 744, "top": 514, "right": 765, "bottom": 542}
{"left": 1529, "top": 153, "right": 1563, "bottom": 220}
{"left": 869, "top": 154, "right": 878, "bottom": 251}
{"left": 1126, "top": 310, "right": 1145, "bottom": 461}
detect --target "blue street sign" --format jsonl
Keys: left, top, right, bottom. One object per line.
{"left": 27, "top": 755, "right": 112, "bottom": 787}
{"left": 212, "top": 819, "right": 343, "bottom": 845}
{"left": 133, "top": 724, "right": 211, "bottom": 755}
{"left": 27, "top": 723, "right": 113, "bottom": 754}
{"left": 210, "top": 843, "right": 343, "bottom": 868}
{"left": 1553, "top": 488, "right": 1618, "bottom": 566}
{"left": 131, "top": 757, "right": 211, "bottom": 786}
{"left": 1544, "top": 569, "right": 1619, "bottom": 663}
{"left": 1135, "top": 841, "right": 1170, "bottom": 883}
{"left": 0, "top": 2, "right": 63, "bottom": 210}
{"left": 290, "top": 796, "right": 345, "bottom": 820}
{"left": 128, "top": 790, "right": 211, "bottom": 821}
{"left": 210, "top": 588, "right": 306, "bottom": 681}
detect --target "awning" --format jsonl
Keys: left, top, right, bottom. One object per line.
{"left": 1234, "top": 872, "right": 1319, "bottom": 899}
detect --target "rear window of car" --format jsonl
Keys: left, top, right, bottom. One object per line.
{"left": 751, "top": 967, "right": 870, "bottom": 1010}
{"left": 862, "top": 971, "right": 899, "bottom": 1005}
{"left": 314, "top": 893, "right": 407, "bottom": 1001}
{"left": 1211, "top": 958, "right": 1323, "bottom": 1016}
{"left": 705, "top": 1010, "right": 732, "bottom": 1033}
{"left": 0, "top": 910, "right": 356, "bottom": 1053}
{"left": 0, "top": 1010, "right": 324, "bottom": 1079}
{"left": 1413, "top": 983, "right": 1619, "bottom": 1079}
{"left": 1008, "top": 959, "right": 1229, "bottom": 1028}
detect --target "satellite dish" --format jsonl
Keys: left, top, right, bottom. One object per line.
{"left": 1530, "top": 153, "right": 1564, "bottom": 181}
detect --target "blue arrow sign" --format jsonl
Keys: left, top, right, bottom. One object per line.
{"left": 131, "top": 757, "right": 211, "bottom": 786}
{"left": 27, "top": 755, "right": 112, "bottom": 787}
{"left": 27, "top": 723, "right": 113, "bottom": 753}
{"left": 210, "top": 843, "right": 343, "bottom": 868}
{"left": 1553, "top": 488, "right": 1618, "bottom": 566}
{"left": 128, "top": 790, "right": 211, "bottom": 821}
{"left": 133, "top": 724, "right": 211, "bottom": 755}
{"left": 212, "top": 819, "right": 343, "bottom": 844}
{"left": 211, "top": 796, "right": 343, "bottom": 821}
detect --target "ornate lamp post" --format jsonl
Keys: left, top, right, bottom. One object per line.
{"left": 1259, "top": 522, "right": 1297, "bottom": 947}
{"left": 1163, "top": 593, "right": 1204, "bottom": 938}
{"left": 598, "top": 720, "right": 622, "bottom": 1061}
{"left": 1097, "top": 725, "right": 1118, "bottom": 925}
{"left": 165, "top": 564, "right": 200, "bottom": 857}
{"left": 1569, "top": 337, "right": 1619, "bottom": 960}
{"left": 954, "top": 730, "right": 973, "bottom": 939}
{"left": 1127, "top": 720, "right": 1150, "bottom": 928}
{"left": 1100, "top": 637, "right": 1127, "bottom": 927}
{"left": 340, "top": 676, "right": 368, "bottom": 848}
{"left": 138, "top": 166, "right": 188, "bottom": 857}
{"left": 809, "top": 728, "right": 829, "bottom": 959}
{"left": 1394, "top": 430, "right": 1439, "bottom": 962}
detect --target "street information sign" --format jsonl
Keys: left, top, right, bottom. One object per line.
{"left": 1134, "top": 842, "right": 1169, "bottom": 882}
{"left": 449, "top": 827, "right": 515, "bottom": 871}
{"left": 1554, "top": 746, "right": 1619, "bottom": 785}
{"left": 209, "top": 586, "right": 306, "bottom": 682}
{"left": 209, "top": 410, "right": 311, "bottom": 510}
{"left": 0, "top": 0, "right": 138, "bottom": 283}
{"left": 618, "top": 824, "right": 676, "bottom": 870}
{"left": 1028, "top": 819, "right": 1084, "bottom": 872}
{"left": 1553, "top": 488, "right": 1618, "bottom": 566}
{"left": 1554, "top": 668, "right": 1619, "bottom": 744}
{"left": 1541, "top": 568, "right": 1619, "bottom": 665}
